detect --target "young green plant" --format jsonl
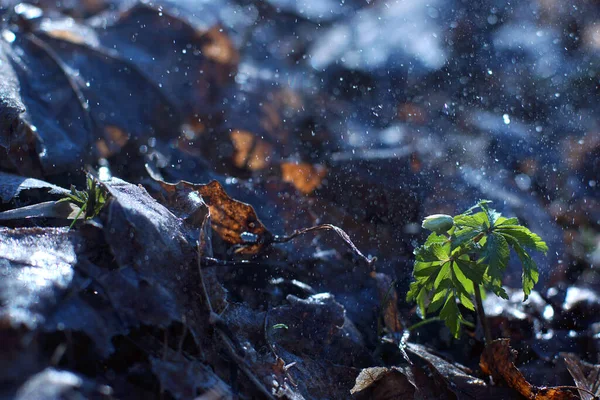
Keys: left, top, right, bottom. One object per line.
{"left": 57, "top": 174, "right": 108, "bottom": 229}
{"left": 407, "top": 200, "right": 548, "bottom": 340}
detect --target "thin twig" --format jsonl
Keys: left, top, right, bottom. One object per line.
{"left": 272, "top": 224, "right": 376, "bottom": 270}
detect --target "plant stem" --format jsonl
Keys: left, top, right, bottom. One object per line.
{"left": 407, "top": 317, "right": 442, "bottom": 331}
{"left": 474, "top": 285, "right": 493, "bottom": 346}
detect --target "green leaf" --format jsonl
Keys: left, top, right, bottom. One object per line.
{"left": 478, "top": 201, "right": 502, "bottom": 227}
{"left": 428, "top": 289, "right": 449, "bottom": 314}
{"left": 454, "top": 212, "right": 489, "bottom": 229}
{"left": 415, "top": 242, "right": 450, "bottom": 263}
{"left": 406, "top": 281, "right": 421, "bottom": 302}
{"left": 424, "top": 232, "right": 447, "bottom": 247}
{"left": 416, "top": 286, "right": 428, "bottom": 316}
{"left": 451, "top": 228, "right": 479, "bottom": 250}
{"left": 495, "top": 225, "right": 548, "bottom": 253}
{"left": 502, "top": 234, "right": 540, "bottom": 300}
{"left": 455, "top": 259, "right": 484, "bottom": 285}
{"left": 463, "top": 199, "right": 493, "bottom": 215}
{"left": 439, "top": 294, "right": 461, "bottom": 338}
{"left": 414, "top": 245, "right": 442, "bottom": 262}
{"left": 430, "top": 243, "right": 450, "bottom": 261}
{"left": 487, "top": 280, "right": 509, "bottom": 300}
{"left": 482, "top": 233, "right": 509, "bottom": 281}
{"left": 434, "top": 262, "right": 451, "bottom": 289}
{"left": 413, "top": 262, "right": 442, "bottom": 278}
{"left": 495, "top": 217, "right": 519, "bottom": 226}
{"left": 450, "top": 262, "right": 475, "bottom": 311}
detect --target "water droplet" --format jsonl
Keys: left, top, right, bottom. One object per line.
{"left": 2, "top": 30, "right": 16, "bottom": 43}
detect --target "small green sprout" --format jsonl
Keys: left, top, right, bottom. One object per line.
{"left": 407, "top": 200, "right": 548, "bottom": 339}
{"left": 57, "top": 174, "right": 108, "bottom": 229}
{"left": 272, "top": 324, "right": 289, "bottom": 330}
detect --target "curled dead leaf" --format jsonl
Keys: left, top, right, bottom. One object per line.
{"left": 481, "top": 339, "right": 579, "bottom": 400}
{"left": 159, "top": 180, "right": 272, "bottom": 255}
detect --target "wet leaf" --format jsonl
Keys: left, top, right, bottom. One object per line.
{"left": 150, "top": 357, "right": 232, "bottom": 400}
{"left": 0, "top": 172, "right": 68, "bottom": 202}
{"left": 563, "top": 353, "right": 600, "bottom": 400}
{"left": 15, "top": 368, "right": 113, "bottom": 400}
{"left": 0, "top": 200, "right": 80, "bottom": 221}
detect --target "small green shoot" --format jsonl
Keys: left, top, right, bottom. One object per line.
{"left": 57, "top": 174, "right": 108, "bottom": 229}
{"left": 272, "top": 324, "right": 289, "bottom": 330}
{"left": 406, "top": 200, "right": 548, "bottom": 339}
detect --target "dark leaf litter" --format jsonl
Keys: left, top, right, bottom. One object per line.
{"left": 0, "top": 0, "right": 599, "bottom": 399}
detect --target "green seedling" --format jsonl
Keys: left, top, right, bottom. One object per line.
{"left": 57, "top": 174, "right": 108, "bottom": 229}
{"left": 407, "top": 200, "right": 548, "bottom": 340}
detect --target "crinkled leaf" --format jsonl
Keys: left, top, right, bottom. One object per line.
{"left": 428, "top": 288, "right": 449, "bottom": 315}
{"left": 479, "top": 201, "right": 502, "bottom": 226}
{"left": 502, "top": 234, "right": 539, "bottom": 300}
{"left": 439, "top": 294, "right": 461, "bottom": 338}
{"left": 488, "top": 281, "right": 509, "bottom": 300}
{"left": 455, "top": 259, "right": 484, "bottom": 286}
{"left": 451, "top": 262, "right": 475, "bottom": 311}
{"left": 413, "top": 261, "right": 442, "bottom": 278}
{"left": 495, "top": 217, "right": 519, "bottom": 226}
{"left": 423, "top": 232, "right": 447, "bottom": 247}
{"left": 496, "top": 225, "right": 548, "bottom": 253}
{"left": 451, "top": 227, "right": 478, "bottom": 250}
{"left": 482, "top": 233, "right": 509, "bottom": 281}
{"left": 454, "top": 212, "right": 488, "bottom": 229}
{"left": 414, "top": 244, "right": 442, "bottom": 262}
{"left": 430, "top": 242, "right": 450, "bottom": 261}
{"left": 158, "top": 179, "right": 273, "bottom": 255}
{"left": 434, "top": 262, "right": 451, "bottom": 289}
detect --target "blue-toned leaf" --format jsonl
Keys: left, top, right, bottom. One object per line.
{"left": 502, "top": 234, "right": 539, "bottom": 300}
{"left": 482, "top": 233, "right": 509, "bottom": 281}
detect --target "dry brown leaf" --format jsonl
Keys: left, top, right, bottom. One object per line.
{"left": 281, "top": 162, "right": 327, "bottom": 195}
{"left": 480, "top": 339, "right": 579, "bottom": 400}
{"left": 350, "top": 367, "right": 416, "bottom": 399}
{"left": 230, "top": 130, "right": 273, "bottom": 171}
{"left": 159, "top": 180, "right": 272, "bottom": 255}
{"left": 370, "top": 272, "right": 403, "bottom": 334}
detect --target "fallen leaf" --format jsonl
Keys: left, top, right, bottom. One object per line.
{"left": 351, "top": 367, "right": 416, "bottom": 399}
{"left": 480, "top": 339, "right": 579, "bottom": 400}
{"left": 230, "top": 129, "right": 273, "bottom": 171}
{"left": 563, "top": 353, "right": 600, "bottom": 400}
{"left": 158, "top": 179, "right": 273, "bottom": 255}
{"left": 0, "top": 171, "right": 68, "bottom": 203}
{"left": 281, "top": 162, "right": 327, "bottom": 195}
{"left": 371, "top": 272, "right": 404, "bottom": 334}
{"left": 0, "top": 200, "right": 80, "bottom": 221}
{"left": 150, "top": 357, "right": 232, "bottom": 400}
